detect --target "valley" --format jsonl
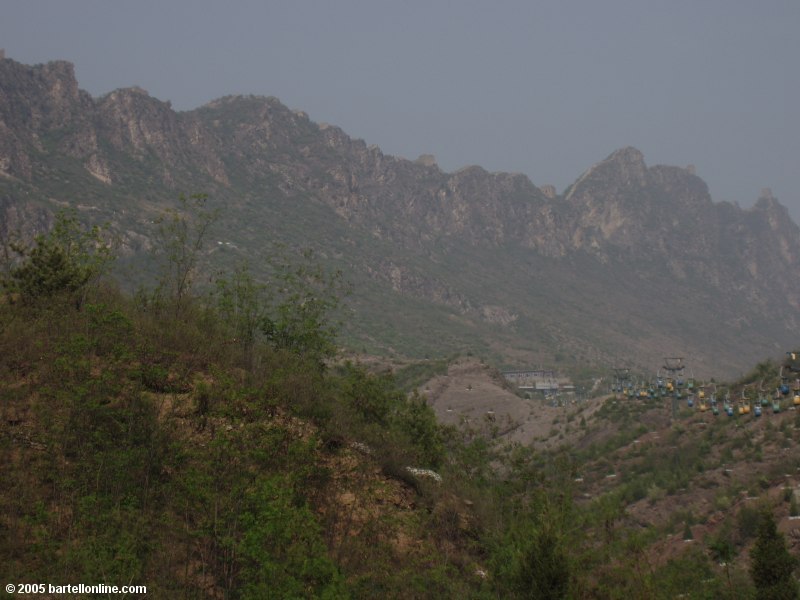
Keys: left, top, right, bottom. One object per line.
{"left": 1, "top": 53, "right": 799, "bottom": 597}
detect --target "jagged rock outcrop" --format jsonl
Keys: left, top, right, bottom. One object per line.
{"left": 1, "top": 56, "right": 798, "bottom": 376}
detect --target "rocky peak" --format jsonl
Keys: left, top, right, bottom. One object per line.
{"left": 753, "top": 191, "right": 786, "bottom": 215}
{"left": 415, "top": 154, "right": 437, "bottom": 168}
{"left": 2, "top": 56, "right": 800, "bottom": 376}
{"left": 564, "top": 146, "right": 648, "bottom": 202}
{"left": 0, "top": 58, "right": 90, "bottom": 130}
{"left": 606, "top": 146, "right": 647, "bottom": 170}
{"left": 38, "top": 60, "right": 80, "bottom": 96}
{"left": 751, "top": 191, "right": 797, "bottom": 241}
{"left": 0, "top": 58, "right": 98, "bottom": 179}
{"left": 97, "top": 86, "right": 185, "bottom": 168}
{"left": 648, "top": 164, "right": 710, "bottom": 202}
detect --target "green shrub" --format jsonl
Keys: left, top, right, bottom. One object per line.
{"left": 236, "top": 475, "right": 347, "bottom": 598}
{"left": 2, "top": 209, "right": 114, "bottom": 307}
{"left": 738, "top": 505, "right": 762, "bottom": 541}
{"left": 750, "top": 509, "right": 799, "bottom": 599}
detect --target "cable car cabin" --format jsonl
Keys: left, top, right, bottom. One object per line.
{"left": 754, "top": 405, "right": 762, "bottom": 417}
{"left": 794, "top": 394, "right": 800, "bottom": 406}
{"left": 657, "top": 379, "right": 664, "bottom": 388}
{"left": 675, "top": 390, "right": 683, "bottom": 399}
{"left": 698, "top": 390, "right": 706, "bottom": 400}
{"left": 699, "top": 402, "right": 708, "bottom": 412}
{"left": 666, "top": 382, "right": 674, "bottom": 392}
{"left": 780, "top": 384, "right": 791, "bottom": 395}
{"left": 687, "top": 397, "right": 694, "bottom": 408}
{"left": 738, "top": 405, "right": 745, "bottom": 415}
{"left": 772, "top": 402, "right": 781, "bottom": 414}
{"left": 687, "top": 379, "right": 695, "bottom": 390}
{"left": 760, "top": 396, "right": 769, "bottom": 407}
{"left": 744, "top": 404, "right": 751, "bottom": 414}
{"left": 712, "top": 405, "right": 720, "bottom": 416}
{"left": 726, "top": 405, "right": 734, "bottom": 416}
{"left": 676, "top": 379, "right": 685, "bottom": 388}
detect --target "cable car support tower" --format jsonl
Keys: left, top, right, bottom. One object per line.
{"left": 662, "top": 357, "right": 686, "bottom": 421}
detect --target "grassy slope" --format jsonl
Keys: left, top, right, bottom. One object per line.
{"left": 0, "top": 285, "right": 499, "bottom": 598}
{"left": 2, "top": 274, "right": 799, "bottom": 597}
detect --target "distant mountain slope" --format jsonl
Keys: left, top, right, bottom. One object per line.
{"left": 1, "top": 56, "right": 799, "bottom": 377}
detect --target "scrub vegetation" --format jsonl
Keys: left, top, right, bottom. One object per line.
{"left": 1, "top": 204, "right": 798, "bottom": 598}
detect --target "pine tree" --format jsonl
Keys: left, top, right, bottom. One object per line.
{"left": 2, "top": 209, "right": 114, "bottom": 307}
{"left": 749, "top": 509, "right": 798, "bottom": 600}
{"left": 513, "top": 524, "right": 571, "bottom": 599}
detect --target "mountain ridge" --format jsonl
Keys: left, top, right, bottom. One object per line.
{"left": 1, "top": 56, "right": 799, "bottom": 377}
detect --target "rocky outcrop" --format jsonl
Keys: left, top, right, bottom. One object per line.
{"left": 1, "top": 56, "right": 799, "bottom": 375}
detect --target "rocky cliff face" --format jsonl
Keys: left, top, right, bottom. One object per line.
{"left": 559, "top": 149, "right": 800, "bottom": 314}
{"left": 1, "top": 56, "right": 798, "bottom": 376}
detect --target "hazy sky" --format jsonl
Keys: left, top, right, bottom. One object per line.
{"left": 2, "top": 1, "right": 799, "bottom": 219}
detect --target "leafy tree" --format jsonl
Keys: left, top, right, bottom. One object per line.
{"left": 709, "top": 522, "right": 738, "bottom": 597}
{"left": 214, "top": 263, "right": 269, "bottom": 363}
{"left": 260, "top": 250, "right": 347, "bottom": 366}
{"left": 511, "top": 522, "right": 571, "bottom": 599}
{"left": 237, "top": 475, "right": 348, "bottom": 599}
{"left": 395, "top": 390, "right": 444, "bottom": 468}
{"left": 738, "top": 504, "right": 762, "bottom": 541}
{"left": 213, "top": 248, "right": 348, "bottom": 371}
{"left": 652, "top": 546, "right": 719, "bottom": 599}
{"left": 336, "top": 363, "right": 400, "bottom": 427}
{"left": 151, "top": 193, "right": 219, "bottom": 316}
{"left": 1, "top": 209, "right": 114, "bottom": 307}
{"left": 491, "top": 480, "right": 577, "bottom": 600}
{"left": 750, "top": 508, "right": 798, "bottom": 600}
{"left": 739, "top": 360, "right": 779, "bottom": 386}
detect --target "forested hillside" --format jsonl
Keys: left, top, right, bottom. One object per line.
{"left": 2, "top": 205, "right": 799, "bottom": 598}
{"left": 2, "top": 56, "right": 800, "bottom": 377}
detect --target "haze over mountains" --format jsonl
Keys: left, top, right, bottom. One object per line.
{"left": 1, "top": 56, "right": 799, "bottom": 378}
